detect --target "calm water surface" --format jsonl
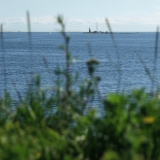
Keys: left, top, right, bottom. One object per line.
{"left": 0, "top": 32, "right": 159, "bottom": 101}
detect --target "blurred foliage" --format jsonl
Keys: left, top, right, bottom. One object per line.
{"left": 0, "top": 16, "right": 160, "bottom": 160}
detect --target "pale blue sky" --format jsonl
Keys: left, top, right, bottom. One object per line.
{"left": 0, "top": 0, "right": 160, "bottom": 32}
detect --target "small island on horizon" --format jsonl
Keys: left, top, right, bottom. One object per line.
{"left": 83, "top": 27, "right": 108, "bottom": 34}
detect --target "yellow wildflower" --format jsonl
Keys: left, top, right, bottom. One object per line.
{"left": 143, "top": 116, "right": 155, "bottom": 124}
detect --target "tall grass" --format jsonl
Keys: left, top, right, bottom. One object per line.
{"left": 105, "top": 18, "right": 121, "bottom": 92}
{"left": 0, "top": 24, "right": 7, "bottom": 93}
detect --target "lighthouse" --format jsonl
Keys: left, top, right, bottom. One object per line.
{"left": 89, "top": 28, "right": 91, "bottom": 33}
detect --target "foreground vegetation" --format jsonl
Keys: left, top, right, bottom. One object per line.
{"left": 0, "top": 16, "right": 160, "bottom": 160}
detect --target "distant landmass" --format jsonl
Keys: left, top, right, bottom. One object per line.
{"left": 83, "top": 28, "right": 108, "bottom": 34}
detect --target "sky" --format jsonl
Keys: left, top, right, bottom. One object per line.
{"left": 0, "top": 0, "right": 160, "bottom": 32}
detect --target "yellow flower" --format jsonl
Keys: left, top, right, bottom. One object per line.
{"left": 143, "top": 116, "right": 155, "bottom": 124}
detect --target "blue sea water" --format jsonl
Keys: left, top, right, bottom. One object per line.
{"left": 0, "top": 32, "right": 159, "bottom": 100}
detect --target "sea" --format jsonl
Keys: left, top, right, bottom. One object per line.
{"left": 0, "top": 32, "right": 159, "bottom": 101}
